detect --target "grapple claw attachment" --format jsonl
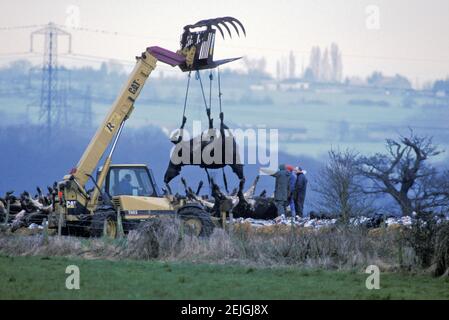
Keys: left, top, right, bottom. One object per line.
{"left": 178, "top": 16, "right": 246, "bottom": 72}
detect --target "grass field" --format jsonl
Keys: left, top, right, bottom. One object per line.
{"left": 1, "top": 255, "right": 448, "bottom": 299}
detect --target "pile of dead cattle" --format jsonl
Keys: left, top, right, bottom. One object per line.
{"left": 178, "top": 175, "right": 278, "bottom": 220}
{"left": 0, "top": 186, "right": 57, "bottom": 232}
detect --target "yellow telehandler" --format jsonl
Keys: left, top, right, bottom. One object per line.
{"left": 48, "top": 17, "right": 246, "bottom": 237}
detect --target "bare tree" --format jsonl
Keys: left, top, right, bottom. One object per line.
{"left": 358, "top": 130, "right": 448, "bottom": 216}
{"left": 314, "top": 149, "right": 372, "bottom": 220}
{"left": 411, "top": 168, "right": 449, "bottom": 213}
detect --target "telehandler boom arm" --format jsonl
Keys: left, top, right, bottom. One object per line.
{"left": 70, "top": 53, "right": 155, "bottom": 187}
{"left": 67, "top": 48, "right": 184, "bottom": 189}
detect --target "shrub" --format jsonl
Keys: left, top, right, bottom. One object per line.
{"left": 434, "top": 222, "right": 449, "bottom": 277}
{"left": 405, "top": 212, "right": 438, "bottom": 268}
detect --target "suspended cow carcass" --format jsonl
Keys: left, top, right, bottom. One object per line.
{"left": 164, "top": 127, "right": 244, "bottom": 185}
{"left": 163, "top": 17, "right": 247, "bottom": 192}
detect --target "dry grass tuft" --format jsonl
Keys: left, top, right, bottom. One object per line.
{"left": 1, "top": 218, "right": 446, "bottom": 274}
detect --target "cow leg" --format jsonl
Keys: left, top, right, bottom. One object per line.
{"left": 164, "top": 162, "right": 182, "bottom": 184}
{"left": 204, "top": 168, "right": 212, "bottom": 185}
{"left": 230, "top": 163, "right": 244, "bottom": 181}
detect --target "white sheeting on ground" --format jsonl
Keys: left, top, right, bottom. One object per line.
{"left": 230, "top": 215, "right": 449, "bottom": 229}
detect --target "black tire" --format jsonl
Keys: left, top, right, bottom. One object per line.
{"left": 177, "top": 204, "right": 215, "bottom": 237}
{"left": 90, "top": 210, "right": 117, "bottom": 238}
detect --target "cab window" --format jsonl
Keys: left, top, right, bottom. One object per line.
{"left": 108, "top": 167, "right": 156, "bottom": 197}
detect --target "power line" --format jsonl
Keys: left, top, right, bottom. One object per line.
{"left": 56, "top": 24, "right": 449, "bottom": 65}
{"left": 2, "top": 23, "right": 449, "bottom": 65}
{"left": 60, "top": 52, "right": 135, "bottom": 66}
{"left": 0, "top": 52, "right": 36, "bottom": 56}
{"left": 0, "top": 24, "right": 46, "bottom": 31}
{"left": 53, "top": 23, "right": 178, "bottom": 43}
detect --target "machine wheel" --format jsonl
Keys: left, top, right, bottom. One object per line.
{"left": 90, "top": 210, "right": 117, "bottom": 238}
{"left": 177, "top": 205, "right": 215, "bottom": 237}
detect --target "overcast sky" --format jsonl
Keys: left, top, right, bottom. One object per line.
{"left": 1, "top": 0, "right": 448, "bottom": 84}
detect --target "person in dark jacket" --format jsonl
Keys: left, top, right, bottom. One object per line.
{"left": 264, "top": 164, "right": 291, "bottom": 218}
{"left": 286, "top": 165, "right": 297, "bottom": 217}
{"left": 293, "top": 166, "right": 308, "bottom": 217}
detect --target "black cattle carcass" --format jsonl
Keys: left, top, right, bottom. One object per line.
{"left": 164, "top": 128, "right": 244, "bottom": 186}
{"left": 232, "top": 196, "right": 277, "bottom": 220}
{"left": 207, "top": 175, "right": 278, "bottom": 220}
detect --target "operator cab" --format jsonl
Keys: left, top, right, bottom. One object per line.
{"left": 97, "top": 164, "right": 161, "bottom": 198}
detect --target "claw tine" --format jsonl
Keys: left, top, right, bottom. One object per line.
{"left": 196, "top": 19, "right": 225, "bottom": 39}
{"left": 212, "top": 22, "right": 226, "bottom": 39}
{"left": 189, "top": 17, "right": 245, "bottom": 38}
{"left": 215, "top": 19, "right": 233, "bottom": 38}
{"left": 222, "top": 18, "right": 240, "bottom": 37}
{"left": 228, "top": 17, "right": 246, "bottom": 36}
